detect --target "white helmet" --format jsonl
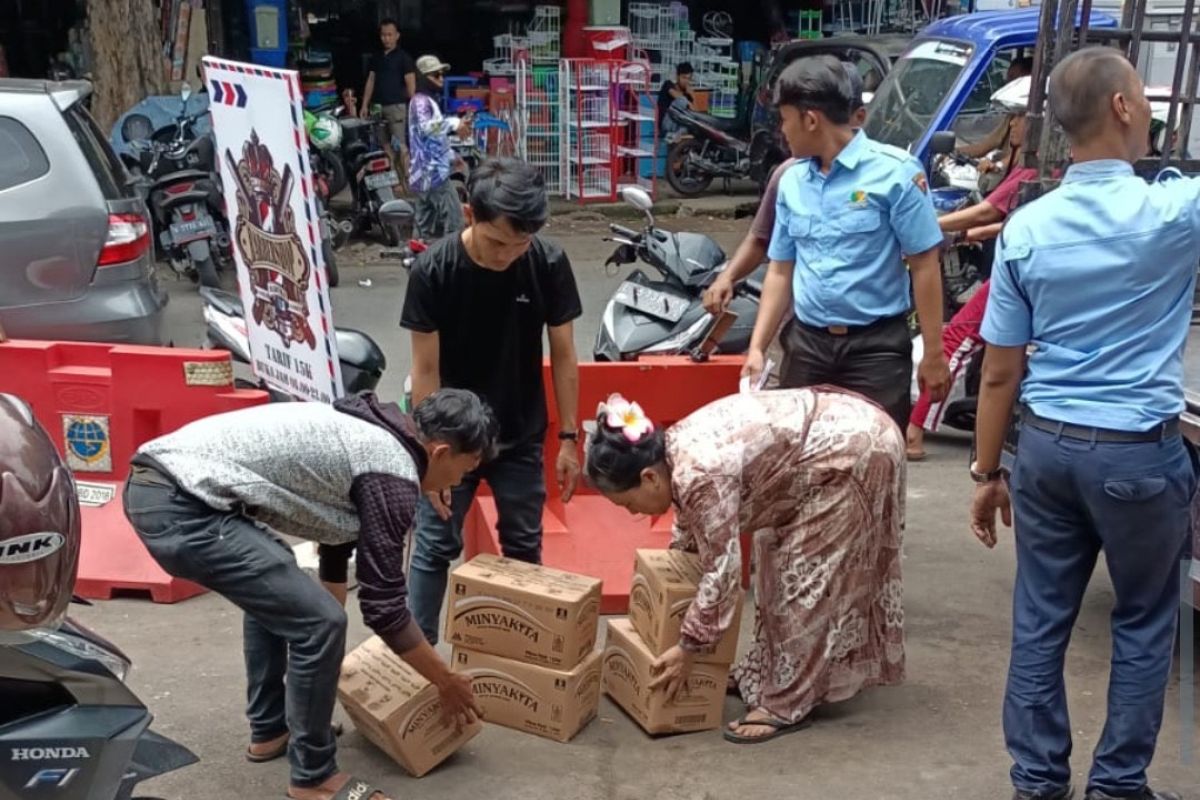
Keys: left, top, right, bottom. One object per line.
{"left": 991, "top": 75, "right": 1031, "bottom": 114}
{"left": 310, "top": 115, "right": 343, "bottom": 151}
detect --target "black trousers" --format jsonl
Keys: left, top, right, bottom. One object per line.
{"left": 779, "top": 315, "right": 912, "bottom": 429}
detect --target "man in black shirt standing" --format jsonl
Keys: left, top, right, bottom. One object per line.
{"left": 401, "top": 158, "right": 583, "bottom": 644}
{"left": 361, "top": 18, "right": 417, "bottom": 180}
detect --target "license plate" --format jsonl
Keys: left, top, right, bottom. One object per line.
{"left": 613, "top": 281, "right": 688, "bottom": 323}
{"left": 365, "top": 170, "right": 400, "bottom": 190}
{"left": 169, "top": 217, "right": 216, "bottom": 243}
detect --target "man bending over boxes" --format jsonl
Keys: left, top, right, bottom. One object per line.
{"left": 123, "top": 389, "right": 489, "bottom": 800}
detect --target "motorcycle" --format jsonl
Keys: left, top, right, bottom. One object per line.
{"left": 123, "top": 83, "right": 232, "bottom": 288}
{"left": 339, "top": 116, "right": 403, "bottom": 245}
{"left": 663, "top": 104, "right": 754, "bottom": 197}
{"left": 0, "top": 395, "right": 196, "bottom": 800}
{"left": 594, "top": 186, "right": 764, "bottom": 361}
{"left": 200, "top": 287, "right": 387, "bottom": 400}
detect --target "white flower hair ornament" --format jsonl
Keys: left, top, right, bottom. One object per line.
{"left": 597, "top": 393, "right": 655, "bottom": 443}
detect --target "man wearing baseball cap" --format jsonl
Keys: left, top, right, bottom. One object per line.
{"left": 408, "top": 54, "right": 469, "bottom": 240}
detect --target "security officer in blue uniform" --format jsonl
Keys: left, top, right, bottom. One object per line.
{"left": 971, "top": 47, "right": 1196, "bottom": 800}
{"left": 743, "top": 54, "right": 950, "bottom": 427}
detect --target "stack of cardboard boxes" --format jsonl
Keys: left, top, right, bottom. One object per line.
{"left": 602, "top": 549, "right": 743, "bottom": 735}
{"left": 446, "top": 553, "right": 604, "bottom": 743}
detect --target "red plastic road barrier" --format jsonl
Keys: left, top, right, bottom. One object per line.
{"left": 464, "top": 356, "right": 748, "bottom": 613}
{"left": 0, "top": 340, "right": 267, "bottom": 602}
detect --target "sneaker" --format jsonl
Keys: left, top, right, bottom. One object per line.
{"left": 1085, "top": 789, "right": 1182, "bottom": 800}
{"left": 1014, "top": 787, "right": 1075, "bottom": 800}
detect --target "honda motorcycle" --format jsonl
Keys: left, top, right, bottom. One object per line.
{"left": 0, "top": 393, "right": 196, "bottom": 800}
{"left": 594, "top": 186, "right": 763, "bottom": 361}
{"left": 663, "top": 104, "right": 756, "bottom": 197}
{"left": 122, "top": 83, "right": 232, "bottom": 288}
{"left": 200, "top": 287, "right": 386, "bottom": 400}
{"left": 339, "top": 116, "right": 403, "bottom": 245}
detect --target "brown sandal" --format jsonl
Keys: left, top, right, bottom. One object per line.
{"left": 246, "top": 723, "right": 344, "bottom": 763}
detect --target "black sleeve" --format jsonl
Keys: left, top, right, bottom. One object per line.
{"left": 540, "top": 240, "right": 584, "bottom": 328}
{"left": 317, "top": 541, "right": 356, "bottom": 583}
{"left": 400, "top": 254, "right": 441, "bottom": 333}
{"left": 368, "top": 53, "right": 381, "bottom": 75}
{"left": 349, "top": 472, "right": 425, "bottom": 652}
{"left": 402, "top": 50, "right": 417, "bottom": 76}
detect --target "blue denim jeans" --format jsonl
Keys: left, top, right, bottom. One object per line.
{"left": 1004, "top": 425, "right": 1196, "bottom": 796}
{"left": 122, "top": 467, "right": 346, "bottom": 789}
{"left": 407, "top": 440, "right": 546, "bottom": 643}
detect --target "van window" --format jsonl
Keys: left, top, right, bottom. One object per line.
{"left": 62, "top": 104, "right": 126, "bottom": 200}
{"left": 0, "top": 117, "right": 50, "bottom": 192}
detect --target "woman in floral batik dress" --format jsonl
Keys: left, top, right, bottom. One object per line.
{"left": 586, "top": 388, "right": 906, "bottom": 743}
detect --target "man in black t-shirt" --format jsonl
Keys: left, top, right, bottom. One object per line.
{"left": 400, "top": 158, "right": 583, "bottom": 644}
{"left": 657, "top": 62, "right": 695, "bottom": 137}
{"left": 361, "top": 18, "right": 417, "bottom": 179}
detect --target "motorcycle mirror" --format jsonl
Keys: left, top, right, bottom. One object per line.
{"left": 929, "top": 130, "right": 956, "bottom": 156}
{"left": 619, "top": 185, "right": 653, "bottom": 212}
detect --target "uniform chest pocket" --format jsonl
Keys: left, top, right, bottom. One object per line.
{"left": 787, "top": 215, "right": 814, "bottom": 238}
{"left": 835, "top": 209, "right": 882, "bottom": 234}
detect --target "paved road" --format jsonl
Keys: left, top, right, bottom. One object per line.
{"left": 81, "top": 215, "right": 1199, "bottom": 800}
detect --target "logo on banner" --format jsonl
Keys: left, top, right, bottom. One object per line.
{"left": 62, "top": 415, "right": 111, "bottom": 472}
{"left": 225, "top": 130, "right": 316, "bottom": 349}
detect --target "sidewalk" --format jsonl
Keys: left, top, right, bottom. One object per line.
{"left": 550, "top": 183, "right": 762, "bottom": 221}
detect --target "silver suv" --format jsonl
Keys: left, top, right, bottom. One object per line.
{"left": 0, "top": 80, "right": 167, "bottom": 345}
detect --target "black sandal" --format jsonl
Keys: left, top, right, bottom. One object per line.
{"left": 722, "top": 713, "right": 811, "bottom": 744}
{"left": 247, "top": 722, "right": 344, "bottom": 763}
{"left": 286, "top": 775, "right": 385, "bottom": 800}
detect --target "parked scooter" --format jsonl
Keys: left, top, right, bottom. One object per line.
{"left": 0, "top": 392, "right": 197, "bottom": 800}
{"left": 594, "top": 186, "right": 763, "bottom": 361}
{"left": 339, "top": 116, "right": 403, "bottom": 245}
{"left": 200, "top": 287, "right": 387, "bottom": 400}
{"left": 122, "top": 83, "right": 232, "bottom": 288}
{"left": 663, "top": 104, "right": 755, "bottom": 196}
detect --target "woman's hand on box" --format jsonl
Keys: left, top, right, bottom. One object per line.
{"left": 649, "top": 644, "right": 695, "bottom": 702}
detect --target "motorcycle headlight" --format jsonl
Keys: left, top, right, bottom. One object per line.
{"left": 27, "top": 628, "right": 131, "bottom": 682}
{"left": 643, "top": 315, "right": 713, "bottom": 355}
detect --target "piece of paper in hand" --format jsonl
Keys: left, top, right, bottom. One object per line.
{"left": 738, "top": 358, "right": 774, "bottom": 394}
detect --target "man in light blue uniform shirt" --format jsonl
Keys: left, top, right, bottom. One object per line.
{"left": 743, "top": 55, "right": 950, "bottom": 427}
{"left": 970, "top": 48, "right": 1196, "bottom": 800}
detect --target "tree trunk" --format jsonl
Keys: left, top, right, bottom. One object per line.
{"left": 88, "top": 0, "right": 166, "bottom": 129}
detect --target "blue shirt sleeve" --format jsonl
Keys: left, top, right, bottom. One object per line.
{"left": 767, "top": 176, "right": 798, "bottom": 262}
{"left": 980, "top": 231, "right": 1033, "bottom": 347}
{"left": 889, "top": 161, "right": 944, "bottom": 256}
{"left": 1154, "top": 168, "right": 1200, "bottom": 250}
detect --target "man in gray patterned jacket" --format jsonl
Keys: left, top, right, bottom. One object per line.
{"left": 122, "top": 389, "right": 492, "bottom": 800}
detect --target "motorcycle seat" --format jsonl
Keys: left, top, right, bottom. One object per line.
{"left": 670, "top": 106, "right": 744, "bottom": 135}
{"left": 335, "top": 328, "right": 387, "bottom": 372}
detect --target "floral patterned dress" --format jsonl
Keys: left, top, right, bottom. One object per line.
{"left": 668, "top": 387, "right": 906, "bottom": 724}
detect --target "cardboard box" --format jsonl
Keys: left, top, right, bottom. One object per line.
{"left": 452, "top": 647, "right": 602, "bottom": 743}
{"left": 602, "top": 618, "right": 729, "bottom": 735}
{"left": 628, "top": 549, "right": 742, "bottom": 664}
{"left": 446, "top": 554, "right": 602, "bottom": 669}
{"left": 337, "top": 637, "right": 481, "bottom": 777}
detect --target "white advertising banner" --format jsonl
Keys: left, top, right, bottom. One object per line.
{"left": 202, "top": 56, "right": 342, "bottom": 402}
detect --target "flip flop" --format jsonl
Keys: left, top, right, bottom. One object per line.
{"left": 286, "top": 775, "right": 387, "bottom": 800}
{"left": 906, "top": 450, "right": 927, "bottom": 462}
{"left": 722, "top": 713, "right": 811, "bottom": 744}
{"left": 247, "top": 722, "right": 344, "bottom": 763}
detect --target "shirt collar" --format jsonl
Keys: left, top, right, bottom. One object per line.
{"left": 804, "top": 130, "right": 867, "bottom": 177}
{"left": 1062, "top": 159, "right": 1134, "bottom": 183}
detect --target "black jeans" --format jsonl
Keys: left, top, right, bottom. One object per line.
{"left": 407, "top": 439, "right": 546, "bottom": 644}
{"left": 122, "top": 467, "right": 346, "bottom": 789}
{"left": 779, "top": 315, "right": 913, "bottom": 429}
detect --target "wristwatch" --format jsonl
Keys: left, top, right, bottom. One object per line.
{"left": 558, "top": 430, "right": 579, "bottom": 442}
{"left": 969, "top": 463, "right": 1004, "bottom": 484}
